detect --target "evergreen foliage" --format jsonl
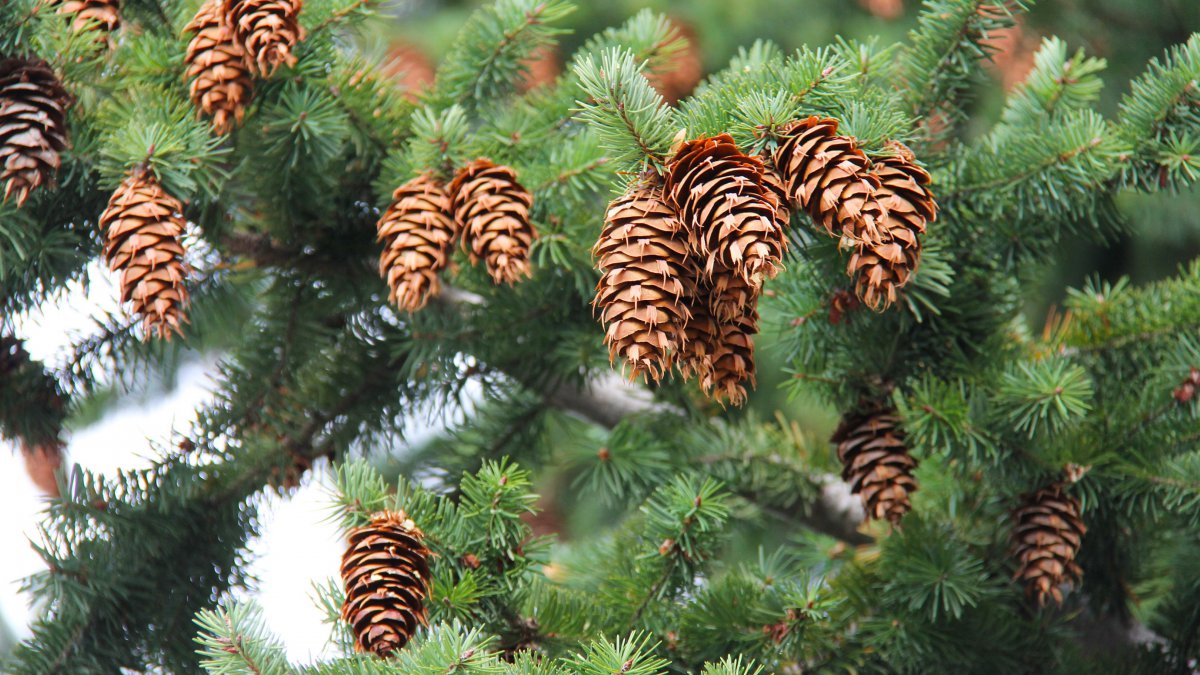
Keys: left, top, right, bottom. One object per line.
{"left": 1, "top": 0, "right": 1199, "bottom": 672}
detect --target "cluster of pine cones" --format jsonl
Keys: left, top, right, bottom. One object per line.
{"left": 595, "top": 118, "right": 937, "bottom": 406}
{"left": 375, "top": 160, "right": 537, "bottom": 311}
{"left": 185, "top": 0, "right": 306, "bottom": 134}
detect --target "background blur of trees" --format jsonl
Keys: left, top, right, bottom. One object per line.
{"left": 353, "top": 0, "right": 1199, "bottom": 538}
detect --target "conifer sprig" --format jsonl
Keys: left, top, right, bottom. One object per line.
{"left": 573, "top": 47, "right": 676, "bottom": 171}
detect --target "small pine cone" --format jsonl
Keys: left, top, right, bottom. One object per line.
{"left": 665, "top": 134, "right": 786, "bottom": 286}
{"left": 676, "top": 265, "right": 718, "bottom": 383}
{"left": 376, "top": 173, "right": 459, "bottom": 312}
{"left": 849, "top": 143, "right": 937, "bottom": 310}
{"left": 707, "top": 268, "right": 758, "bottom": 325}
{"left": 223, "top": 0, "right": 305, "bottom": 78}
{"left": 593, "top": 180, "right": 693, "bottom": 382}
{"left": 0, "top": 58, "right": 72, "bottom": 207}
{"left": 185, "top": 0, "right": 254, "bottom": 135}
{"left": 341, "top": 511, "right": 431, "bottom": 658}
{"left": 700, "top": 299, "right": 757, "bottom": 407}
{"left": 21, "top": 440, "right": 64, "bottom": 497}
{"left": 1174, "top": 366, "right": 1200, "bottom": 404}
{"left": 1011, "top": 482, "right": 1086, "bottom": 607}
{"left": 774, "top": 116, "right": 883, "bottom": 242}
{"left": 831, "top": 406, "right": 918, "bottom": 524}
{"left": 449, "top": 159, "right": 537, "bottom": 285}
{"left": 56, "top": 0, "right": 120, "bottom": 39}
{"left": 99, "top": 167, "right": 190, "bottom": 340}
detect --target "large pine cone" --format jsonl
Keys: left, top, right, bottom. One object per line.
{"left": 449, "top": 159, "right": 537, "bottom": 285}
{"left": 341, "top": 510, "right": 431, "bottom": 658}
{"left": 56, "top": 0, "right": 120, "bottom": 39}
{"left": 223, "top": 0, "right": 305, "bottom": 78}
{"left": 376, "top": 173, "right": 460, "bottom": 312}
{"left": 665, "top": 133, "right": 785, "bottom": 287}
{"left": 849, "top": 142, "right": 936, "bottom": 310}
{"left": 1011, "top": 482, "right": 1085, "bottom": 607}
{"left": 0, "top": 58, "right": 72, "bottom": 207}
{"left": 593, "top": 180, "right": 693, "bottom": 383}
{"left": 831, "top": 407, "right": 918, "bottom": 524}
{"left": 99, "top": 167, "right": 190, "bottom": 340}
{"left": 774, "top": 116, "right": 882, "bottom": 242}
{"left": 186, "top": 0, "right": 253, "bottom": 135}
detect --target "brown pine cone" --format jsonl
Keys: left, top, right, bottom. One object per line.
{"left": 700, "top": 297, "right": 757, "bottom": 407}
{"left": 376, "top": 173, "right": 459, "bottom": 312}
{"left": 665, "top": 133, "right": 786, "bottom": 287}
{"left": 593, "top": 179, "right": 693, "bottom": 382}
{"left": 449, "top": 159, "right": 537, "bottom": 285}
{"left": 99, "top": 166, "right": 190, "bottom": 340}
{"left": 341, "top": 510, "right": 431, "bottom": 658}
{"left": 1011, "top": 481, "right": 1086, "bottom": 607}
{"left": 831, "top": 406, "right": 918, "bottom": 524}
{"left": 185, "top": 0, "right": 254, "bottom": 135}
{"left": 849, "top": 142, "right": 937, "bottom": 310}
{"left": 223, "top": 0, "right": 305, "bottom": 78}
{"left": 56, "top": 0, "right": 120, "bottom": 40}
{"left": 774, "top": 116, "right": 882, "bottom": 242}
{"left": 0, "top": 57, "right": 72, "bottom": 207}
{"left": 676, "top": 263, "right": 718, "bottom": 383}
{"left": 758, "top": 159, "right": 793, "bottom": 237}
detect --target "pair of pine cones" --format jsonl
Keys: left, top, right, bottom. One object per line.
{"left": 376, "top": 160, "right": 537, "bottom": 311}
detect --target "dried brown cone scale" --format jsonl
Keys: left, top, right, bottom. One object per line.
{"left": 185, "top": 0, "right": 254, "bottom": 135}
{"left": 1010, "top": 482, "right": 1086, "bottom": 607}
{"left": 850, "top": 143, "right": 938, "bottom": 310}
{"left": 340, "top": 510, "right": 431, "bottom": 658}
{"left": 0, "top": 57, "right": 72, "bottom": 207}
{"left": 449, "top": 158, "right": 537, "bottom": 285}
{"left": 56, "top": 0, "right": 120, "bottom": 40}
{"left": 665, "top": 133, "right": 786, "bottom": 287}
{"left": 774, "top": 116, "right": 883, "bottom": 242}
{"left": 831, "top": 406, "right": 918, "bottom": 524}
{"left": 223, "top": 0, "right": 305, "bottom": 78}
{"left": 99, "top": 166, "right": 190, "bottom": 340}
{"left": 593, "top": 180, "right": 692, "bottom": 382}
{"left": 377, "top": 173, "right": 459, "bottom": 312}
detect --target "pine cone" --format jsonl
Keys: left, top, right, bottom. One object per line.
{"left": 593, "top": 179, "right": 693, "bottom": 382}
{"left": 1011, "top": 481, "right": 1086, "bottom": 607}
{"left": 758, "top": 159, "right": 792, "bottom": 236}
{"left": 849, "top": 143, "right": 937, "bottom": 310}
{"left": 99, "top": 166, "right": 190, "bottom": 340}
{"left": 449, "top": 159, "right": 537, "bottom": 285}
{"left": 700, "top": 296, "right": 757, "bottom": 407}
{"left": 676, "top": 264, "right": 718, "bottom": 383}
{"left": 185, "top": 0, "right": 253, "bottom": 135}
{"left": 223, "top": 0, "right": 304, "bottom": 78}
{"left": 56, "top": 0, "right": 120, "bottom": 40}
{"left": 376, "top": 173, "right": 459, "bottom": 312}
{"left": 341, "top": 510, "right": 431, "bottom": 658}
{"left": 774, "top": 116, "right": 883, "bottom": 242}
{"left": 665, "top": 133, "right": 786, "bottom": 287}
{"left": 0, "top": 57, "right": 72, "bottom": 207}
{"left": 831, "top": 406, "right": 918, "bottom": 524}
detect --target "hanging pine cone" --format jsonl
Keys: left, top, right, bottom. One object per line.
{"left": 99, "top": 166, "right": 190, "bottom": 340}
{"left": 376, "top": 173, "right": 459, "bottom": 312}
{"left": 341, "top": 510, "right": 431, "bottom": 658}
{"left": 185, "top": 0, "right": 253, "bottom": 135}
{"left": 449, "top": 158, "right": 537, "bottom": 285}
{"left": 665, "top": 133, "right": 786, "bottom": 286}
{"left": 849, "top": 142, "right": 937, "bottom": 310}
{"left": 0, "top": 57, "right": 72, "bottom": 207}
{"left": 759, "top": 158, "right": 792, "bottom": 236}
{"left": 831, "top": 406, "right": 918, "bottom": 524}
{"left": 56, "top": 0, "right": 120, "bottom": 41}
{"left": 774, "top": 116, "right": 882, "bottom": 241}
{"left": 1011, "top": 481, "right": 1086, "bottom": 607}
{"left": 593, "top": 179, "right": 693, "bottom": 382}
{"left": 676, "top": 264, "right": 718, "bottom": 383}
{"left": 223, "top": 0, "right": 305, "bottom": 78}
{"left": 1175, "top": 366, "right": 1200, "bottom": 404}
{"left": 700, "top": 297, "right": 757, "bottom": 407}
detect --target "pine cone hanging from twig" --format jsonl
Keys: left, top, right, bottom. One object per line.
{"left": 449, "top": 159, "right": 537, "bottom": 285}
{"left": 223, "top": 0, "right": 305, "bottom": 78}
{"left": 55, "top": 0, "right": 120, "bottom": 43}
{"left": 376, "top": 173, "right": 460, "bottom": 312}
{"left": 0, "top": 57, "right": 72, "bottom": 207}
{"left": 99, "top": 166, "right": 190, "bottom": 340}
{"left": 186, "top": 0, "right": 254, "bottom": 135}
{"left": 832, "top": 405, "right": 918, "bottom": 524}
{"left": 1011, "top": 480, "right": 1086, "bottom": 607}
{"left": 341, "top": 510, "right": 431, "bottom": 658}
